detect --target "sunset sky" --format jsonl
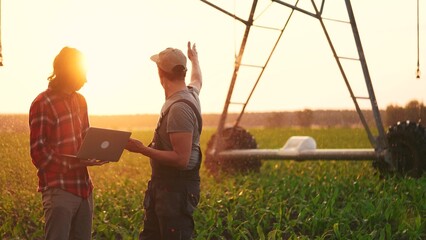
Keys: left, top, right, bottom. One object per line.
{"left": 0, "top": 0, "right": 424, "bottom": 115}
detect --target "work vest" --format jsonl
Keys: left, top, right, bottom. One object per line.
{"left": 150, "top": 98, "right": 202, "bottom": 181}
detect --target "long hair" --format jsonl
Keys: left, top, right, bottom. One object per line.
{"left": 48, "top": 47, "right": 85, "bottom": 90}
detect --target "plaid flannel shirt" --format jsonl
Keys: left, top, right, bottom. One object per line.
{"left": 29, "top": 88, "right": 93, "bottom": 198}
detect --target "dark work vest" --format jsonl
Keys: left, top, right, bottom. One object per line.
{"left": 150, "top": 98, "right": 203, "bottom": 181}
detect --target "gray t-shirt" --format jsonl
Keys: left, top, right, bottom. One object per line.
{"left": 156, "top": 87, "right": 201, "bottom": 170}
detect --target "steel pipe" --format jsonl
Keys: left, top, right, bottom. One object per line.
{"left": 218, "top": 148, "right": 383, "bottom": 161}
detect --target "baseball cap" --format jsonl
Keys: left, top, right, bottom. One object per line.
{"left": 150, "top": 48, "right": 187, "bottom": 74}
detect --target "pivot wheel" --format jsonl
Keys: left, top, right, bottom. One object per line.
{"left": 380, "top": 121, "right": 426, "bottom": 178}
{"left": 204, "top": 126, "right": 261, "bottom": 176}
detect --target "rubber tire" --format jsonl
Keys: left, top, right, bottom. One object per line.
{"left": 383, "top": 121, "right": 426, "bottom": 178}
{"left": 204, "top": 126, "right": 261, "bottom": 176}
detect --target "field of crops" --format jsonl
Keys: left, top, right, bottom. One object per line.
{"left": 1, "top": 127, "right": 425, "bottom": 239}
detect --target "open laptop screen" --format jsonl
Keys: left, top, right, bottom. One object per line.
{"left": 64, "top": 127, "right": 131, "bottom": 162}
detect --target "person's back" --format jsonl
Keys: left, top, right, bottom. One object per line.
{"left": 153, "top": 86, "right": 202, "bottom": 171}
{"left": 125, "top": 42, "right": 203, "bottom": 239}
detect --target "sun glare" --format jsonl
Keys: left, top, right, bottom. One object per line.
{"left": 1, "top": 0, "right": 424, "bottom": 115}
{"left": 49, "top": 1, "right": 162, "bottom": 114}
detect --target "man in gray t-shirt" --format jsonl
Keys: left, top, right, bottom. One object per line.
{"left": 126, "top": 42, "right": 202, "bottom": 240}
{"left": 157, "top": 86, "right": 202, "bottom": 170}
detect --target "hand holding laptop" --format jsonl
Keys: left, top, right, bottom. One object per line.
{"left": 62, "top": 155, "right": 110, "bottom": 167}
{"left": 79, "top": 159, "right": 110, "bottom": 166}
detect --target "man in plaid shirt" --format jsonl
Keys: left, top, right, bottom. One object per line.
{"left": 29, "top": 47, "right": 107, "bottom": 240}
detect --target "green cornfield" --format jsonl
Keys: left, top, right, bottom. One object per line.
{"left": 1, "top": 127, "right": 425, "bottom": 239}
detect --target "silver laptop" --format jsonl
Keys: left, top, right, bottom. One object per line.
{"left": 63, "top": 127, "right": 131, "bottom": 162}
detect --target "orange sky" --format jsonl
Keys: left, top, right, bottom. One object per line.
{"left": 0, "top": 0, "right": 425, "bottom": 115}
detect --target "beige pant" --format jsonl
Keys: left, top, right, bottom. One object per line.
{"left": 42, "top": 188, "right": 93, "bottom": 240}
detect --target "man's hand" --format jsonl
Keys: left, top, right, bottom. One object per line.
{"left": 125, "top": 138, "right": 145, "bottom": 153}
{"left": 187, "top": 41, "right": 198, "bottom": 62}
{"left": 79, "top": 159, "right": 109, "bottom": 167}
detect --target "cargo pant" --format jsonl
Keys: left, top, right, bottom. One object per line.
{"left": 139, "top": 178, "right": 200, "bottom": 240}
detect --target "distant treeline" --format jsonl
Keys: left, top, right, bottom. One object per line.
{"left": 385, "top": 100, "right": 425, "bottom": 127}
{"left": 0, "top": 110, "right": 374, "bottom": 133}
{"left": 2, "top": 99, "right": 424, "bottom": 133}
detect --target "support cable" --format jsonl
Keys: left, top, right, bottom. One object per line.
{"left": 0, "top": 0, "right": 3, "bottom": 67}
{"left": 416, "top": 0, "right": 420, "bottom": 79}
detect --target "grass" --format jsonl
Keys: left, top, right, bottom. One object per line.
{"left": 1, "top": 127, "right": 425, "bottom": 239}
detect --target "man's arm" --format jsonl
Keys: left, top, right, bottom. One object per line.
{"left": 187, "top": 41, "right": 202, "bottom": 92}
{"left": 125, "top": 103, "right": 196, "bottom": 169}
{"left": 130, "top": 132, "right": 193, "bottom": 170}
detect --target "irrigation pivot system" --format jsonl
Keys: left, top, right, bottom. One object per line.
{"left": 201, "top": 0, "right": 426, "bottom": 178}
